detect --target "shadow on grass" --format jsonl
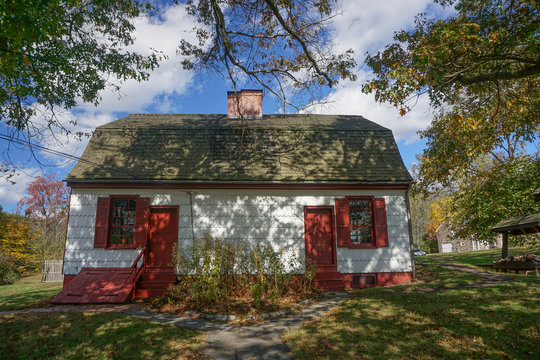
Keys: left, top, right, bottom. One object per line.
{"left": 0, "top": 312, "right": 206, "bottom": 359}
{"left": 285, "top": 276, "right": 540, "bottom": 359}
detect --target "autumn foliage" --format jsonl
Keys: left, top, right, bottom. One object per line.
{"left": 16, "top": 173, "right": 69, "bottom": 263}
{"left": 0, "top": 214, "right": 37, "bottom": 273}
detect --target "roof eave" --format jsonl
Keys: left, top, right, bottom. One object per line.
{"left": 65, "top": 179, "right": 412, "bottom": 190}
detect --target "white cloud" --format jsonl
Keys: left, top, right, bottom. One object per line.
{"left": 310, "top": 0, "right": 438, "bottom": 143}
{"left": 333, "top": 0, "right": 434, "bottom": 58}
{"left": 0, "top": 168, "right": 40, "bottom": 209}
{"left": 311, "top": 72, "right": 433, "bottom": 144}
{"left": 80, "top": 4, "right": 198, "bottom": 114}
{"left": 35, "top": 4, "right": 199, "bottom": 164}
{"left": 1, "top": 5, "right": 201, "bottom": 209}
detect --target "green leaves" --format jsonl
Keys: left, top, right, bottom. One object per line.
{"left": 378, "top": 1, "right": 540, "bottom": 240}
{"left": 446, "top": 157, "right": 540, "bottom": 240}
{"left": 0, "top": 0, "right": 162, "bottom": 137}
{"left": 363, "top": 0, "right": 540, "bottom": 112}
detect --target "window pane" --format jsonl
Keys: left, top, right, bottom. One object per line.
{"left": 109, "top": 198, "right": 137, "bottom": 245}
{"left": 348, "top": 199, "right": 373, "bottom": 245}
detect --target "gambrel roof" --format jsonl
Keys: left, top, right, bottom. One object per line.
{"left": 67, "top": 114, "right": 412, "bottom": 184}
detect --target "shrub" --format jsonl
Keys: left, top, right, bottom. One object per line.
{"left": 0, "top": 252, "right": 21, "bottom": 285}
{"left": 163, "top": 234, "right": 317, "bottom": 314}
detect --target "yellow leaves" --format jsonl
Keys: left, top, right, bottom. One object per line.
{"left": 0, "top": 215, "right": 38, "bottom": 272}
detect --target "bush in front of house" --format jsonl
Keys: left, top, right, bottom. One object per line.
{"left": 0, "top": 252, "right": 21, "bottom": 285}
{"left": 157, "top": 234, "right": 317, "bottom": 315}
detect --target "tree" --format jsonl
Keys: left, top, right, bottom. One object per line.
{"left": 442, "top": 155, "right": 539, "bottom": 241}
{"left": 409, "top": 191, "right": 432, "bottom": 249}
{"left": 362, "top": 0, "right": 539, "bottom": 186}
{"left": 1, "top": 1, "right": 355, "bottom": 174}
{"left": 179, "top": 0, "right": 356, "bottom": 110}
{"left": 0, "top": 213, "right": 37, "bottom": 272}
{"left": 362, "top": 0, "right": 539, "bottom": 239}
{"left": 17, "top": 173, "right": 69, "bottom": 261}
{"left": 0, "top": 0, "right": 162, "bottom": 144}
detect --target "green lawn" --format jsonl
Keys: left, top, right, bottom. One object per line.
{"left": 285, "top": 248, "right": 540, "bottom": 359}
{"left": 0, "top": 273, "right": 62, "bottom": 311}
{"left": 0, "top": 274, "right": 207, "bottom": 359}
{"left": 0, "top": 312, "right": 207, "bottom": 359}
{"left": 416, "top": 245, "right": 540, "bottom": 266}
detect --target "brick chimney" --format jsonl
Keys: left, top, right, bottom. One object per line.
{"left": 227, "top": 89, "right": 263, "bottom": 119}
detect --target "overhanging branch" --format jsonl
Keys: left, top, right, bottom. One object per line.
{"left": 455, "top": 63, "right": 540, "bottom": 85}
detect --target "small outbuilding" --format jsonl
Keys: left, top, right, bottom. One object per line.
{"left": 492, "top": 187, "right": 540, "bottom": 258}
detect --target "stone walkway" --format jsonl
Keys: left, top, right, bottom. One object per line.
{"left": 123, "top": 293, "right": 348, "bottom": 359}
{"left": 0, "top": 264, "right": 516, "bottom": 359}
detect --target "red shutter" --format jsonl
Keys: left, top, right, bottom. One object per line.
{"left": 335, "top": 198, "right": 350, "bottom": 247}
{"left": 374, "top": 198, "right": 388, "bottom": 247}
{"left": 94, "top": 197, "right": 110, "bottom": 248}
{"left": 134, "top": 197, "right": 150, "bottom": 247}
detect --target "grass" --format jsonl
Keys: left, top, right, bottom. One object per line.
{"left": 284, "top": 247, "right": 540, "bottom": 359}
{"left": 0, "top": 273, "right": 62, "bottom": 311}
{"left": 0, "top": 312, "right": 207, "bottom": 359}
{"left": 415, "top": 245, "right": 540, "bottom": 267}
{"left": 355, "top": 265, "right": 483, "bottom": 296}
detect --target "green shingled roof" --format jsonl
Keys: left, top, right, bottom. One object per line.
{"left": 66, "top": 114, "right": 412, "bottom": 184}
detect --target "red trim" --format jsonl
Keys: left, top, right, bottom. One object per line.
{"left": 61, "top": 190, "right": 72, "bottom": 276}
{"left": 107, "top": 244, "right": 137, "bottom": 249}
{"left": 108, "top": 194, "right": 141, "bottom": 199}
{"left": 107, "top": 195, "right": 140, "bottom": 249}
{"left": 336, "top": 196, "right": 382, "bottom": 248}
{"left": 340, "top": 272, "right": 412, "bottom": 289}
{"left": 67, "top": 181, "right": 410, "bottom": 190}
{"left": 335, "top": 198, "right": 349, "bottom": 247}
{"left": 344, "top": 244, "right": 377, "bottom": 249}
{"left": 62, "top": 274, "right": 75, "bottom": 288}
{"left": 134, "top": 197, "right": 150, "bottom": 247}
{"left": 374, "top": 198, "right": 389, "bottom": 247}
{"left": 376, "top": 272, "right": 413, "bottom": 286}
{"left": 94, "top": 197, "right": 110, "bottom": 248}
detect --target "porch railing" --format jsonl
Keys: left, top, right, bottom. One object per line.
{"left": 131, "top": 246, "right": 146, "bottom": 298}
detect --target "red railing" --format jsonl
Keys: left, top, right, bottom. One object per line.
{"left": 131, "top": 246, "right": 146, "bottom": 299}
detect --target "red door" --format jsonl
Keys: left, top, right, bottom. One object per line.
{"left": 147, "top": 207, "right": 178, "bottom": 269}
{"left": 304, "top": 206, "right": 336, "bottom": 269}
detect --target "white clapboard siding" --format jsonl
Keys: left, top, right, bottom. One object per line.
{"left": 63, "top": 188, "right": 413, "bottom": 275}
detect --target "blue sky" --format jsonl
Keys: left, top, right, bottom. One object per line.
{"left": 0, "top": 0, "right": 440, "bottom": 212}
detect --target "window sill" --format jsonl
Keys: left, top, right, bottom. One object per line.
{"left": 107, "top": 244, "right": 136, "bottom": 250}
{"left": 341, "top": 244, "right": 377, "bottom": 249}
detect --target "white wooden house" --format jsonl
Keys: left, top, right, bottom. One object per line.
{"left": 55, "top": 90, "right": 415, "bottom": 303}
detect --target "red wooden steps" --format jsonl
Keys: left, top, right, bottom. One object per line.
{"left": 314, "top": 278, "right": 345, "bottom": 291}
{"left": 313, "top": 270, "right": 345, "bottom": 291}
{"left": 135, "top": 267, "right": 176, "bottom": 299}
{"left": 51, "top": 268, "right": 137, "bottom": 304}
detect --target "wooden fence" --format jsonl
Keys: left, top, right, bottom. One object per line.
{"left": 42, "top": 260, "right": 64, "bottom": 282}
